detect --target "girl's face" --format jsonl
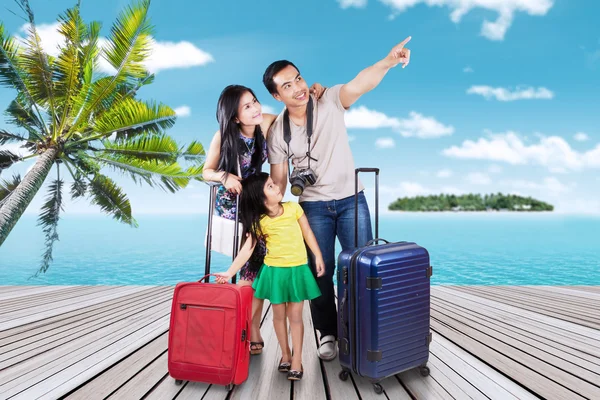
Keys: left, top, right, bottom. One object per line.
{"left": 263, "top": 177, "right": 283, "bottom": 204}
{"left": 236, "top": 91, "right": 263, "bottom": 127}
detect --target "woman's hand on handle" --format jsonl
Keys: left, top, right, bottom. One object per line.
{"left": 215, "top": 272, "right": 233, "bottom": 284}
{"left": 223, "top": 173, "right": 242, "bottom": 194}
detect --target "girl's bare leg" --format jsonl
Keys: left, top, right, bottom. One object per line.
{"left": 238, "top": 280, "right": 265, "bottom": 352}
{"left": 272, "top": 303, "right": 291, "bottom": 363}
{"left": 287, "top": 301, "right": 304, "bottom": 371}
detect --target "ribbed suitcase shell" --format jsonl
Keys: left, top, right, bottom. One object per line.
{"left": 168, "top": 282, "right": 253, "bottom": 387}
{"left": 337, "top": 241, "right": 431, "bottom": 383}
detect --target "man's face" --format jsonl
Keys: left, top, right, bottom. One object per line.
{"left": 272, "top": 65, "right": 310, "bottom": 107}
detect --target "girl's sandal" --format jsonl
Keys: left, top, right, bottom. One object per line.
{"left": 278, "top": 358, "right": 291, "bottom": 373}
{"left": 287, "top": 365, "right": 304, "bottom": 381}
{"left": 250, "top": 341, "right": 264, "bottom": 355}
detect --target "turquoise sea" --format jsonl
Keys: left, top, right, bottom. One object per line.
{"left": 0, "top": 213, "right": 598, "bottom": 286}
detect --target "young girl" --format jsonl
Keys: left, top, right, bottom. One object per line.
{"left": 215, "top": 172, "right": 325, "bottom": 381}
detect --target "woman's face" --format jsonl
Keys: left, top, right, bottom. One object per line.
{"left": 263, "top": 177, "right": 282, "bottom": 204}
{"left": 236, "top": 91, "right": 263, "bottom": 127}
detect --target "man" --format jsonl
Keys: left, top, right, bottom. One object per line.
{"left": 263, "top": 37, "right": 411, "bottom": 360}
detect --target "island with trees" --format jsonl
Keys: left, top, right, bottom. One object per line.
{"left": 388, "top": 193, "right": 554, "bottom": 212}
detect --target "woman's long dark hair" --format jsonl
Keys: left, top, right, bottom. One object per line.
{"left": 239, "top": 172, "right": 270, "bottom": 246}
{"left": 216, "top": 85, "right": 265, "bottom": 178}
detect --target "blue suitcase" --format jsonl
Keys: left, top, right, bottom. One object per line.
{"left": 336, "top": 168, "right": 432, "bottom": 395}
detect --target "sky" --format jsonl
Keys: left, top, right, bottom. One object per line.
{"left": 1, "top": 0, "right": 599, "bottom": 217}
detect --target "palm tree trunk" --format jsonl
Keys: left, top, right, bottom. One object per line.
{"left": 0, "top": 147, "right": 58, "bottom": 246}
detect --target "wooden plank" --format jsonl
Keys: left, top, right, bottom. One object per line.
{"left": 105, "top": 351, "right": 169, "bottom": 399}
{"left": 430, "top": 314, "right": 588, "bottom": 399}
{"left": 230, "top": 301, "right": 291, "bottom": 400}
{"left": 0, "top": 300, "right": 170, "bottom": 389}
{"left": 450, "top": 286, "right": 600, "bottom": 330}
{"left": 144, "top": 374, "right": 184, "bottom": 400}
{"left": 174, "top": 381, "right": 211, "bottom": 400}
{"left": 0, "top": 286, "right": 76, "bottom": 301}
{"left": 398, "top": 367, "right": 452, "bottom": 399}
{"left": 431, "top": 291, "right": 600, "bottom": 361}
{"left": 0, "top": 289, "right": 173, "bottom": 365}
{"left": 432, "top": 308, "right": 600, "bottom": 398}
{"left": 0, "top": 286, "right": 108, "bottom": 314}
{"left": 0, "top": 286, "right": 151, "bottom": 330}
{"left": 201, "top": 384, "right": 231, "bottom": 400}
{"left": 426, "top": 352, "right": 484, "bottom": 400}
{"left": 7, "top": 316, "right": 169, "bottom": 399}
{"left": 433, "top": 287, "right": 600, "bottom": 342}
{"left": 0, "top": 287, "right": 167, "bottom": 342}
{"left": 322, "top": 357, "right": 361, "bottom": 400}
{"left": 519, "top": 286, "right": 600, "bottom": 303}
{"left": 64, "top": 332, "right": 169, "bottom": 400}
{"left": 293, "top": 301, "right": 326, "bottom": 400}
{"left": 431, "top": 335, "right": 538, "bottom": 400}
{"left": 432, "top": 297, "right": 600, "bottom": 373}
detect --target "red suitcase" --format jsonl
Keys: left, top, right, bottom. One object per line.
{"left": 168, "top": 182, "right": 251, "bottom": 389}
{"left": 167, "top": 276, "right": 253, "bottom": 389}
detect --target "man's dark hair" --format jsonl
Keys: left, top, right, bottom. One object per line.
{"left": 263, "top": 60, "right": 300, "bottom": 94}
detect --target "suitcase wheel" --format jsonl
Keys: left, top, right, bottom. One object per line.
{"left": 175, "top": 380, "right": 183, "bottom": 385}
{"left": 372, "top": 383, "right": 383, "bottom": 395}
{"left": 338, "top": 370, "right": 350, "bottom": 381}
{"left": 225, "top": 384, "right": 234, "bottom": 391}
{"left": 419, "top": 365, "right": 430, "bottom": 377}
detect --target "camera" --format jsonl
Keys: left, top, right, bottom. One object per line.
{"left": 289, "top": 168, "right": 317, "bottom": 196}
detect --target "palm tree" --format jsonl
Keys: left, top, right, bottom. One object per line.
{"left": 0, "top": 0, "right": 204, "bottom": 274}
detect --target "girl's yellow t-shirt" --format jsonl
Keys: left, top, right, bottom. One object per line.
{"left": 260, "top": 202, "right": 307, "bottom": 267}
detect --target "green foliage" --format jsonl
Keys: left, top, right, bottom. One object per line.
{"left": 388, "top": 193, "right": 554, "bottom": 212}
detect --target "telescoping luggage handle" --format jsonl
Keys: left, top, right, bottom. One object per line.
{"left": 354, "top": 168, "right": 388, "bottom": 247}
{"left": 204, "top": 181, "right": 241, "bottom": 284}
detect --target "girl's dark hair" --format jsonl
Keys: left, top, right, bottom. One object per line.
{"left": 239, "top": 172, "right": 270, "bottom": 245}
{"left": 216, "top": 85, "right": 265, "bottom": 178}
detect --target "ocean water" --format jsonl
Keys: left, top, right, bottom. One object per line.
{"left": 0, "top": 213, "right": 598, "bottom": 286}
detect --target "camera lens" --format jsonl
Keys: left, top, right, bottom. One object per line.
{"left": 291, "top": 180, "right": 304, "bottom": 196}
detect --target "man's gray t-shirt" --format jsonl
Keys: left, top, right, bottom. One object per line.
{"left": 267, "top": 84, "right": 364, "bottom": 202}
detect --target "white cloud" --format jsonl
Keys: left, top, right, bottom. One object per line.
{"left": 379, "top": 0, "right": 553, "bottom": 40}
{"left": 17, "top": 23, "right": 213, "bottom": 75}
{"left": 466, "top": 172, "right": 492, "bottom": 185}
{"left": 261, "top": 105, "right": 278, "bottom": 114}
{"left": 337, "top": 0, "right": 367, "bottom": 8}
{"left": 574, "top": 132, "right": 589, "bottom": 142}
{"left": 375, "top": 137, "right": 396, "bottom": 148}
{"left": 488, "top": 164, "right": 503, "bottom": 174}
{"left": 382, "top": 182, "right": 431, "bottom": 198}
{"left": 174, "top": 105, "right": 191, "bottom": 117}
{"left": 437, "top": 169, "right": 453, "bottom": 178}
{"left": 467, "top": 85, "right": 554, "bottom": 101}
{"left": 463, "top": 66, "right": 474, "bottom": 73}
{"left": 443, "top": 131, "right": 600, "bottom": 171}
{"left": 345, "top": 106, "right": 454, "bottom": 138}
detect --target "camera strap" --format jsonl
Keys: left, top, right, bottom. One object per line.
{"left": 283, "top": 96, "right": 315, "bottom": 179}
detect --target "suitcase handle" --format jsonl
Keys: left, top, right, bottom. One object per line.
{"left": 198, "top": 273, "right": 219, "bottom": 283}
{"left": 366, "top": 238, "right": 389, "bottom": 246}
{"left": 205, "top": 182, "right": 240, "bottom": 284}
{"left": 339, "top": 288, "right": 349, "bottom": 340}
{"left": 354, "top": 168, "right": 379, "bottom": 248}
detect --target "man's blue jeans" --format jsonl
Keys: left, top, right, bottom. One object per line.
{"left": 300, "top": 191, "right": 373, "bottom": 339}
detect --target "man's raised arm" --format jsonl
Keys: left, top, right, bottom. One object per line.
{"left": 339, "top": 36, "right": 412, "bottom": 109}
{"left": 270, "top": 162, "right": 288, "bottom": 195}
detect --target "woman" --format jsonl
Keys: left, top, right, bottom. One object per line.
{"left": 202, "top": 83, "right": 325, "bottom": 354}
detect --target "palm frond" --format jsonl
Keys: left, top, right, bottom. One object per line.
{"left": 53, "top": 6, "right": 86, "bottom": 136}
{"left": 182, "top": 140, "right": 205, "bottom": 163}
{"left": 15, "top": 1, "right": 57, "bottom": 127}
{"left": 0, "top": 173, "right": 21, "bottom": 206}
{"left": 89, "top": 98, "right": 176, "bottom": 140}
{"left": 97, "top": 133, "right": 179, "bottom": 161}
{"left": 71, "top": 0, "right": 152, "bottom": 130}
{"left": 88, "top": 174, "right": 137, "bottom": 226}
{"left": 0, "top": 150, "right": 22, "bottom": 171}
{"left": 35, "top": 168, "right": 64, "bottom": 276}
{"left": 70, "top": 21, "right": 101, "bottom": 124}
{"left": 62, "top": 158, "right": 87, "bottom": 198}
{"left": 185, "top": 164, "right": 204, "bottom": 182}
{"left": 93, "top": 154, "right": 190, "bottom": 192}
{"left": 0, "top": 128, "right": 27, "bottom": 145}
{"left": 0, "top": 22, "right": 48, "bottom": 134}
{"left": 5, "top": 98, "right": 45, "bottom": 141}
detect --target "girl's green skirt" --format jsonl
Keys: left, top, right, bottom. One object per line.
{"left": 252, "top": 264, "right": 321, "bottom": 304}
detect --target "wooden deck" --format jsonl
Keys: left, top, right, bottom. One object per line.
{"left": 0, "top": 285, "right": 599, "bottom": 400}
